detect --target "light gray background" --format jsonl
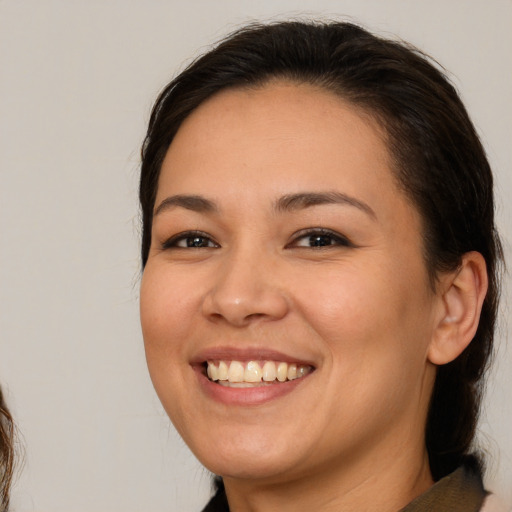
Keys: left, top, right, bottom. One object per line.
{"left": 1, "top": 1, "right": 510, "bottom": 510}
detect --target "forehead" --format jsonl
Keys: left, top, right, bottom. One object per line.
{"left": 158, "top": 83, "right": 417, "bottom": 228}
{"left": 169, "top": 82, "right": 388, "bottom": 160}
{"left": 158, "top": 82, "right": 396, "bottom": 203}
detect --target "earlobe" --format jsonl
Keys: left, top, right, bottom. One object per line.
{"left": 428, "top": 252, "right": 488, "bottom": 366}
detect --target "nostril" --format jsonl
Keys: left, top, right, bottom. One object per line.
{"left": 246, "top": 313, "right": 265, "bottom": 320}
{"left": 206, "top": 308, "right": 274, "bottom": 326}
{"left": 201, "top": 277, "right": 289, "bottom": 326}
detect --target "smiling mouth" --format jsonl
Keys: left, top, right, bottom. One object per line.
{"left": 205, "top": 360, "right": 314, "bottom": 387}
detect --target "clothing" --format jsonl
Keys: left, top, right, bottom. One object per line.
{"left": 202, "top": 463, "right": 488, "bottom": 511}
{"left": 399, "top": 463, "right": 486, "bottom": 511}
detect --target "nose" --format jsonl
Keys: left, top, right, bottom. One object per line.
{"left": 201, "top": 247, "right": 289, "bottom": 327}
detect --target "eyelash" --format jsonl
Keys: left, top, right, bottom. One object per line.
{"left": 161, "top": 230, "right": 219, "bottom": 249}
{"left": 161, "top": 228, "right": 353, "bottom": 250}
{"left": 287, "top": 228, "right": 353, "bottom": 249}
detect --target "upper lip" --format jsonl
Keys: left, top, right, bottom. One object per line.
{"left": 190, "top": 346, "right": 316, "bottom": 367}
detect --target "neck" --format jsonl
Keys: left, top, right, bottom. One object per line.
{"left": 223, "top": 442, "right": 433, "bottom": 512}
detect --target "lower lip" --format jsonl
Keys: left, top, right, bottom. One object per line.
{"left": 194, "top": 367, "right": 312, "bottom": 406}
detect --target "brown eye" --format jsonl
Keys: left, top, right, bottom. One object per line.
{"left": 289, "top": 229, "right": 352, "bottom": 249}
{"left": 162, "top": 231, "right": 219, "bottom": 249}
{"left": 307, "top": 234, "right": 336, "bottom": 247}
{"left": 184, "top": 236, "right": 213, "bottom": 248}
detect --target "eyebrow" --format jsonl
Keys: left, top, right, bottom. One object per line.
{"left": 275, "top": 191, "right": 377, "bottom": 219}
{"left": 154, "top": 191, "right": 376, "bottom": 219}
{"left": 154, "top": 195, "right": 218, "bottom": 216}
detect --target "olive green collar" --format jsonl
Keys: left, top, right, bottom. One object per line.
{"left": 204, "top": 464, "right": 486, "bottom": 512}
{"left": 400, "top": 465, "right": 486, "bottom": 512}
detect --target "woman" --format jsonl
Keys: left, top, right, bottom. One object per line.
{"left": 139, "top": 21, "right": 503, "bottom": 511}
{"left": 0, "top": 387, "right": 14, "bottom": 512}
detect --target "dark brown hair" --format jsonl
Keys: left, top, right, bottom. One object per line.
{"left": 140, "top": 20, "right": 503, "bottom": 480}
{"left": 0, "top": 387, "right": 14, "bottom": 512}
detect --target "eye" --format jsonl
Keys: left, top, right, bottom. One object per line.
{"left": 288, "top": 228, "right": 353, "bottom": 249}
{"left": 162, "top": 231, "right": 219, "bottom": 249}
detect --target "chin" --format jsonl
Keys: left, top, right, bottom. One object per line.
{"left": 187, "top": 427, "right": 307, "bottom": 481}
{"left": 203, "top": 454, "right": 299, "bottom": 482}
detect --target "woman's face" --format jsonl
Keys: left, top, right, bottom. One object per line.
{"left": 140, "top": 82, "right": 440, "bottom": 483}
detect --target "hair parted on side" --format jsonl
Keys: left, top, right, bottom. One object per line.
{"left": 140, "top": 20, "right": 503, "bottom": 480}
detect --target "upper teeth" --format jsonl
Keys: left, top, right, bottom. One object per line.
{"left": 206, "top": 360, "right": 312, "bottom": 384}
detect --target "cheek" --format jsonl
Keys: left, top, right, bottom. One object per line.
{"left": 294, "top": 257, "right": 432, "bottom": 372}
{"left": 140, "top": 265, "right": 200, "bottom": 368}
{"left": 298, "top": 262, "right": 434, "bottom": 430}
{"left": 140, "top": 266, "right": 203, "bottom": 433}
{"left": 294, "top": 262, "right": 392, "bottom": 337}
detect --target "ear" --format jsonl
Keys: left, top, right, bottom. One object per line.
{"left": 428, "top": 251, "right": 488, "bottom": 365}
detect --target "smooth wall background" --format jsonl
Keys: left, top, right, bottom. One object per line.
{"left": 1, "top": 1, "right": 510, "bottom": 510}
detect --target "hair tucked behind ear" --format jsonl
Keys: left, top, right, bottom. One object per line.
{"left": 140, "top": 20, "right": 503, "bottom": 480}
{"left": 0, "top": 387, "right": 14, "bottom": 512}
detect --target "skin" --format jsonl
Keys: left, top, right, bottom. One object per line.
{"left": 140, "top": 82, "right": 483, "bottom": 511}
